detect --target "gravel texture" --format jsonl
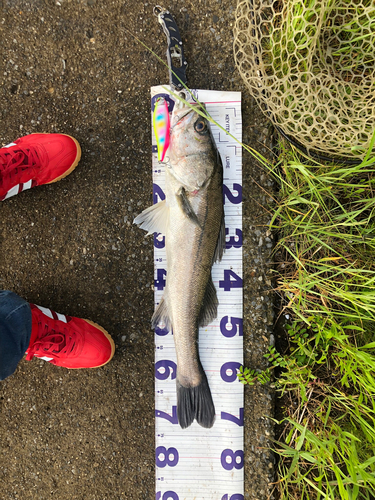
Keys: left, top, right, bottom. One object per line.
{"left": 0, "top": 1, "right": 275, "bottom": 498}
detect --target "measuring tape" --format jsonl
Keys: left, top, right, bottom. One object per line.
{"left": 151, "top": 85, "right": 243, "bottom": 499}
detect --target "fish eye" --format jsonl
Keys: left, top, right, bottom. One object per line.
{"left": 194, "top": 119, "right": 207, "bottom": 134}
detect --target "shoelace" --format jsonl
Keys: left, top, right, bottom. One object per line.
{"left": 26, "top": 323, "right": 79, "bottom": 361}
{"left": 0, "top": 144, "right": 46, "bottom": 190}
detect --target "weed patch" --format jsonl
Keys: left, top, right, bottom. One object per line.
{"left": 240, "top": 140, "right": 375, "bottom": 499}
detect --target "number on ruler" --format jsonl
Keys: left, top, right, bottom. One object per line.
{"left": 156, "top": 492, "right": 179, "bottom": 500}
{"left": 221, "top": 449, "right": 244, "bottom": 471}
{"left": 221, "top": 408, "right": 244, "bottom": 426}
{"left": 155, "top": 406, "right": 178, "bottom": 424}
{"left": 156, "top": 446, "right": 179, "bottom": 468}
{"left": 221, "top": 495, "right": 244, "bottom": 500}
{"left": 155, "top": 269, "right": 167, "bottom": 290}
{"left": 223, "top": 183, "right": 242, "bottom": 204}
{"left": 155, "top": 360, "right": 177, "bottom": 380}
{"left": 225, "top": 228, "right": 243, "bottom": 249}
{"left": 153, "top": 184, "right": 166, "bottom": 248}
{"left": 154, "top": 233, "right": 165, "bottom": 249}
{"left": 153, "top": 183, "right": 165, "bottom": 204}
{"left": 220, "top": 361, "right": 242, "bottom": 382}
{"left": 220, "top": 316, "right": 243, "bottom": 337}
{"left": 219, "top": 269, "right": 243, "bottom": 291}
{"left": 155, "top": 325, "right": 169, "bottom": 336}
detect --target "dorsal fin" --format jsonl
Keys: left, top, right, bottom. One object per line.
{"left": 213, "top": 212, "right": 226, "bottom": 263}
{"left": 198, "top": 275, "right": 219, "bottom": 327}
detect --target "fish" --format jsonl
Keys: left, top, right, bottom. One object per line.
{"left": 134, "top": 102, "right": 225, "bottom": 429}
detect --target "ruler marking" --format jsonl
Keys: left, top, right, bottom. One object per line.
{"left": 152, "top": 86, "right": 243, "bottom": 499}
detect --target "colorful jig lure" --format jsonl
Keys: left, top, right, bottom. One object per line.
{"left": 153, "top": 97, "right": 170, "bottom": 162}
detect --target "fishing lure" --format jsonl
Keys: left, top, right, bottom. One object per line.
{"left": 153, "top": 97, "right": 170, "bottom": 162}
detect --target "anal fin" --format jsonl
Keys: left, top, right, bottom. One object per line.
{"left": 151, "top": 297, "right": 172, "bottom": 332}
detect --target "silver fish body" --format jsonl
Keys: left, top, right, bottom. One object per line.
{"left": 134, "top": 103, "right": 225, "bottom": 429}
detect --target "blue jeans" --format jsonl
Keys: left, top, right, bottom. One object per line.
{"left": 0, "top": 290, "right": 32, "bottom": 380}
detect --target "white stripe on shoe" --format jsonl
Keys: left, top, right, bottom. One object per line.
{"left": 35, "top": 305, "right": 67, "bottom": 323}
{"left": 4, "top": 142, "right": 17, "bottom": 148}
{"left": 23, "top": 179, "right": 32, "bottom": 190}
{"left": 4, "top": 179, "right": 33, "bottom": 200}
{"left": 56, "top": 312, "right": 67, "bottom": 323}
{"left": 4, "top": 184, "right": 20, "bottom": 199}
{"left": 38, "top": 356, "right": 54, "bottom": 362}
{"left": 36, "top": 305, "right": 54, "bottom": 319}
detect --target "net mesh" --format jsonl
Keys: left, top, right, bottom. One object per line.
{"left": 234, "top": 0, "right": 375, "bottom": 160}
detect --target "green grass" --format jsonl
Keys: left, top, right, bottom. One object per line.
{"left": 239, "top": 138, "right": 375, "bottom": 499}
{"left": 272, "top": 134, "right": 375, "bottom": 324}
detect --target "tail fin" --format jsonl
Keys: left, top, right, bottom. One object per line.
{"left": 176, "top": 372, "right": 215, "bottom": 429}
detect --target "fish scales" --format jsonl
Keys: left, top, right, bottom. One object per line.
{"left": 166, "top": 152, "right": 222, "bottom": 393}
{"left": 134, "top": 102, "right": 225, "bottom": 429}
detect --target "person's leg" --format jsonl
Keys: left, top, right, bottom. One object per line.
{"left": 0, "top": 133, "right": 81, "bottom": 201}
{"left": 0, "top": 290, "right": 115, "bottom": 380}
{"left": 0, "top": 290, "right": 32, "bottom": 380}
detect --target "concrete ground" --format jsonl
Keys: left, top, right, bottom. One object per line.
{"left": 0, "top": 1, "right": 275, "bottom": 498}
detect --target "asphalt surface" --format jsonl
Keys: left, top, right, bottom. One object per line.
{"left": 0, "top": 1, "right": 275, "bottom": 498}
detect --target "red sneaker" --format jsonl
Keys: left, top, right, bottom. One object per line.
{"left": 0, "top": 133, "right": 81, "bottom": 201}
{"left": 25, "top": 304, "right": 115, "bottom": 369}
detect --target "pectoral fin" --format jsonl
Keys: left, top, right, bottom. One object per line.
{"left": 133, "top": 200, "right": 169, "bottom": 236}
{"left": 199, "top": 275, "right": 219, "bottom": 327}
{"left": 176, "top": 187, "right": 201, "bottom": 228}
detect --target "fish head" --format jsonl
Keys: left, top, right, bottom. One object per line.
{"left": 168, "top": 103, "right": 217, "bottom": 191}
